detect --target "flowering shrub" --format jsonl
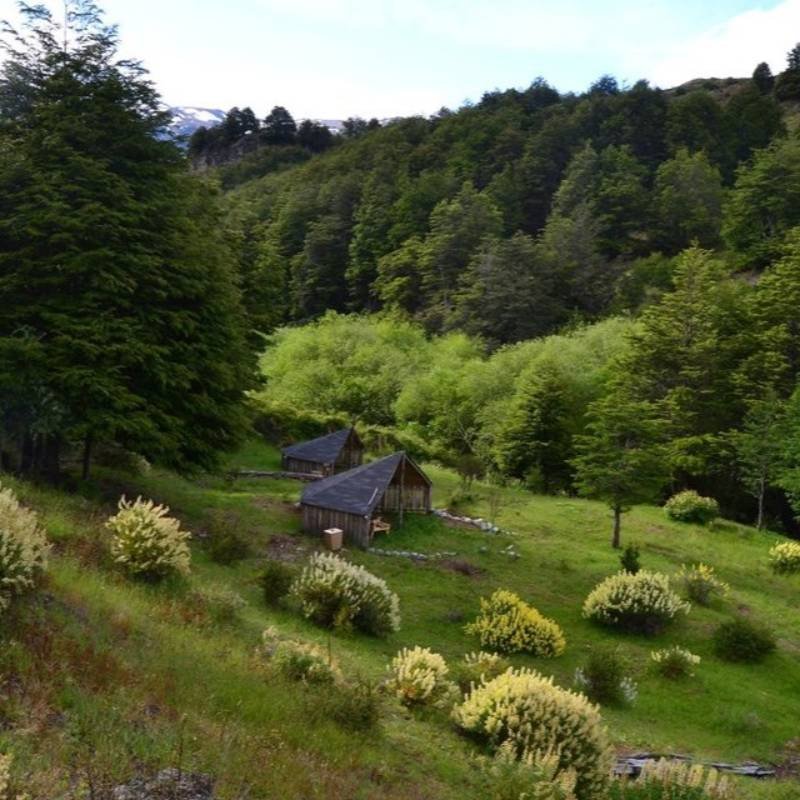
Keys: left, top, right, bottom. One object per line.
{"left": 664, "top": 491, "right": 719, "bottom": 525}
{"left": 769, "top": 541, "right": 800, "bottom": 575}
{"left": 489, "top": 742, "right": 578, "bottom": 800}
{"left": 106, "top": 496, "right": 190, "bottom": 580}
{"left": 385, "top": 646, "right": 457, "bottom": 707}
{"left": 290, "top": 552, "right": 400, "bottom": 636}
{"left": 455, "top": 651, "right": 511, "bottom": 692}
{"left": 650, "top": 647, "right": 701, "bottom": 679}
{"left": 0, "top": 482, "right": 50, "bottom": 613}
{"left": 678, "top": 564, "right": 729, "bottom": 606}
{"left": 582, "top": 571, "right": 690, "bottom": 635}
{"left": 272, "top": 640, "right": 342, "bottom": 685}
{"left": 0, "top": 752, "right": 26, "bottom": 800}
{"left": 608, "top": 758, "right": 735, "bottom": 799}
{"left": 453, "top": 668, "right": 612, "bottom": 800}
{"left": 573, "top": 648, "right": 637, "bottom": 706}
{"left": 465, "top": 590, "right": 566, "bottom": 657}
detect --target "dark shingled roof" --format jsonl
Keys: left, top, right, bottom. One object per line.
{"left": 301, "top": 452, "right": 428, "bottom": 516}
{"left": 282, "top": 427, "right": 354, "bottom": 466}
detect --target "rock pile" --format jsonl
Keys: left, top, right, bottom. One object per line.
{"left": 112, "top": 769, "right": 216, "bottom": 800}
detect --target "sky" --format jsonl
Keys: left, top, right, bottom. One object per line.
{"left": 4, "top": 0, "right": 800, "bottom": 119}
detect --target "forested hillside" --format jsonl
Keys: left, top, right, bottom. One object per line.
{"left": 211, "top": 63, "right": 800, "bottom": 347}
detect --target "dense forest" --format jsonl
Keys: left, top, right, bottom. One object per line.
{"left": 5, "top": 0, "right": 800, "bottom": 538}
{"left": 196, "top": 50, "right": 800, "bottom": 535}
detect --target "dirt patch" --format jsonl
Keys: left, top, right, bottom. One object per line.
{"left": 251, "top": 496, "right": 301, "bottom": 515}
{"left": 777, "top": 740, "right": 800, "bottom": 779}
{"left": 266, "top": 533, "right": 310, "bottom": 563}
{"left": 439, "top": 558, "right": 485, "bottom": 578}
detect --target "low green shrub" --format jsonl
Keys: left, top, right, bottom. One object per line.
{"left": 487, "top": 742, "right": 578, "bottom": 800}
{"left": 453, "top": 668, "right": 612, "bottom": 800}
{"left": 582, "top": 571, "right": 690, "bottom": 635}
{"left": 319, "top": 678, "right": 382, "bottom": 732}
{"left": 573, "top": 648, "right": 637, "bottom": 706}
{"left": 0, "top": 482, "right": 50, "bottom": 614}
{"left": 769, "top": 541, "right": 800, "bottom": 575}
{"left": 191, "top": 585, "right": 246, "bottom": 625}
{"left": 712, "top": 617, "right": 776, "bottom": 663}
{"left": 678, "top": 564, "right": 729, "bottom": 606}
{"left": 207, "top": 527, "right": 250, "bottom": 565}
{"left": 608, "top": 758, "right": 735, "bottom": 799}
{"left": 664, "top": 491, "right": 720, "bottom": 525}
{"left": 650, "top": 647, "right": 701, "bottom": 680}
{"left": 620, "top": 543, "right": 641, "bottom": 575}
{"left": 465, "top": 589, "right": 566, "bottom": 657}
{"left": 106, "top": 496, "right": 191, "bottom": 580}
{"left": 453, "top": 651, "right": 511, "bottom": 693}
{"left": 385, "top": 646, "right": 457, "bottom": 708}
{"left": 260, "top": 559, "right": 296, "bottom": 605}
{"left": 290, "top": 552, "right": 400, "bottom": 636}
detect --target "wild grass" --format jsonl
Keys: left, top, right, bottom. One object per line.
{"left": 1, "top": 440, "right": 798, "bottom": 798}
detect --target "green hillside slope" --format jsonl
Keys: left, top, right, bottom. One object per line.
{"left": 1, "top": 441, "right": 798, "bottom": 798}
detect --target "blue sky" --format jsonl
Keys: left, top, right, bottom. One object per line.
{"left": 6, "top": 1, "right": 800, "bottom": 118}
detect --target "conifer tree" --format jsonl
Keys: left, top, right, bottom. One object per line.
{"left": 0, "top": 1, "right": 254, "bottom": 477}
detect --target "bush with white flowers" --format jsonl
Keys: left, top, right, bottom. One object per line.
{"left": 582, "top": 571, "right": 690, "bottom": 635}
{"left": 0, "top": 482, "right": 50, "bottom": 613}
{"left": 664, "top": 491, "right": 719, "bottom": 524}
{"left": 385, "top": 646, "right": 457, "bottom": 707}
{"left": 453, "top": 668, "right": 612, "bottom": 800}
{"left": 106, "top": 496, "right": 191, "bottom": 580}
{"left": 769, "top": 540, "right": 800, "bottom": 575}
{"left": 290, "top": 552, "right": 400, "bottom": 636}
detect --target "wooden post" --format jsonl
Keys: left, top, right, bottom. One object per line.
{"left": 398, "top": 456, "right": 405, "bottom": 527}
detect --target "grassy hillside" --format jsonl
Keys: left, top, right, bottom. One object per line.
{"left": 1, "top": 441, "right": 799, "bottom": 799}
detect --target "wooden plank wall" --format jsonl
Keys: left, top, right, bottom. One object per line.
{"left": 302, "top": 505, "right": 372, "bottom": 548}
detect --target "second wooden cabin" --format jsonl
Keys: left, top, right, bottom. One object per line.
{"left": 281, "top": 427, "right": 363, "bottom": 477}
{"left": 300, "top": 451, "right": 432, "bottom": 548}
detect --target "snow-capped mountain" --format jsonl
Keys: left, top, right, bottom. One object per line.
{"left": 167, "top": 106, "right": 226, "bottom": 139}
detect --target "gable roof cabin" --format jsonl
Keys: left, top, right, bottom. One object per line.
{"left": 300, "top": 452, "right": 432, "bottom": 548}
{"left": 281, "top": 427, "right": 363, "bottom": 476}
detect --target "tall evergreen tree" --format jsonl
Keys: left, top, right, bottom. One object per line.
{"left": 0, "top": 1, "right": 254, "bottom": 477}
{"left": 261, "top": 106, "right": 296, "bottom": 145}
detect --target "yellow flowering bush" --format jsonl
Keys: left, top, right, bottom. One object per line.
{"left": 106, "top": 496, "right": 191, "bottom": 580}
{"left": 582, "top": 571, "right": 690, "bottom": 635}
{"left": 489, "top": 742, "right": 578, "bottom": 800}
{"left": 664, "top": 491, "right": 719, "bottom": 525}
{"left": 385, "top": 646, "right": 457, "bottom": 707}
{"left": 0, "top": 482, "right": 50, "bottom": 613}
{"left": 769, "top": 540, "right": 800, "bottom": 575}
{"left": 465, "top": 590, "right": 566, "bottom": 657}
{"left": 614, "top": 758, "right": 735, "bottom": 799}
{"left": 650, "top": 647, "right": 701, "bottom": 679}
{"left": 678, "top": 564, "right": 729, "bottom": 606}
{"left": 0, "top": 753, "right": 27, "bottom": 800}
{"left": 290, "top": 552, "right": 400, "bottom": 636}
{"left": 455, "top": 651, "right": 511, "bottom": 692}
{"left": 453, "top": 668, "right": 612, "bottom": 800}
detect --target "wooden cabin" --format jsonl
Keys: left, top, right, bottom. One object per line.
{"left": 281, "top": 427, "right": 363, "bottom": 477}
{"left": 300, "top": 452, "right": 432, "bottom": 548}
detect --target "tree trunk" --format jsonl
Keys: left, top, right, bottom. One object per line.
{"left": 82, "top": 434, "right": 93, "bottom": 481}
{"left": 612, "top": 505, "right": 622, "bottom": 549}
{"left": 756, "top": 476, "right": 765, "bottom": 530}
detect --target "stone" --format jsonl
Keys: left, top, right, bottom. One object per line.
{"left": 112, "top": 768, "right": 216, "bottom": 800}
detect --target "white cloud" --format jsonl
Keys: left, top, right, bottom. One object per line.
{"left": 649, "top": 0, "right": 800, "bottom": 86}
